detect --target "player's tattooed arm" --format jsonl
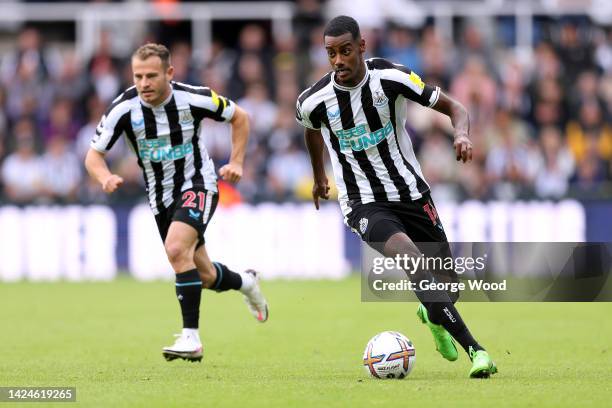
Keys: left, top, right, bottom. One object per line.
{"left": 84, "top": 148, "right": 124, "bottom": 193}
{"left": 220, "top": 105, "right": 250, "bottom": 183}
{"left": 431, "top": 91, "right": 473, "bottom": 163}
{"left": 304, "top": 128, "right": 330, "bottom": 210}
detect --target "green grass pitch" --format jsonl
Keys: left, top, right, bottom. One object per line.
{"left": 1, "top": 276, "right": 611, "bottom": 407}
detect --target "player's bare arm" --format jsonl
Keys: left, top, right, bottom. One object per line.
{"left": 304, "top": 127, "right": 330, "bottom": 210}
{"left": 219, "top": 105, "right": 249, "bottom": 184}
{"left": 84, "top": 148, "right": 124, "bottom": 193}
{"left": 431, "top": 92, "right": 473, "bottom": 163}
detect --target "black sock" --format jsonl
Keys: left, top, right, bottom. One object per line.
{"left": 211, "top": 262, "right": 242, "bottom": 292}
{"left": 424, "top": 301, "right": 484, "bottom": 354}
{"left": 175, "top": 269, "right": 202, "bottom": 329}
{"left": 409, "top": 268, "right": 483, "bottom": 355}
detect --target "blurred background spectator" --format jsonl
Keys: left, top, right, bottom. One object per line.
{"left": 0, "top": 1, "right": 611, "bottom": 206}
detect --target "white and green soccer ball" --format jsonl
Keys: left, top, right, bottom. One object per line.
{"left": 362, "top": 331, "right": 416, "bottom": 379}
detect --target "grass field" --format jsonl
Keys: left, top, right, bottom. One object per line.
{"left": 1, "top": 276, "right": 611, "bottom": 407}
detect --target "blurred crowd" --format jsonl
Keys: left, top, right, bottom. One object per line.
{"left": 0, "top": 0, "right": 611, "bottom": 206}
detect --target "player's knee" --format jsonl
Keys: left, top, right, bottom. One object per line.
{"left": 164, "top": 242, "right": 191, "bottom": 267}
{"left": 383, "top": 233, "right": 420, "bottom": 258}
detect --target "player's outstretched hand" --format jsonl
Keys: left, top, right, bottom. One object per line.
{"left": 219, "top": 162, "right": 243, "bottom": 183}
{"left": 312, "top": 178, "right": 330, "bottom": 210}
{"left": 102, "top": 174, "right": 124, "bottom": 194}
{"left": 453, "top": 133, "right": 473, "bottom": 163}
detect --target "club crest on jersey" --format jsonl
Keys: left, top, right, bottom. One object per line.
{"left": 373, "top": 89, "right": 388, "bottom": 107}
{"left": 359, "top": 217, "right": 369, "bottom": 234}
{"left": 179, "top": 110, "right": 193, "bottom": 125}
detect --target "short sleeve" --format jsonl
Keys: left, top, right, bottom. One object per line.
{"left": 384, "top": 64, "right": 441, "bottom": 108}
{"left": 90, "top": 104, "right": 128, "bottom": 153}
{"left": 210, "top": 90, "right": 235, "bottom": 122}
{"left": 185, "top": 85, "right": 235, "bottom": 123}
{"left": 295, "top": 96, "right": 319, "bottom": 130}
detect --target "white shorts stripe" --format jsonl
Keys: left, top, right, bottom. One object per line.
{"left": 202, "top": 191, "right": 214, "bottom": 224}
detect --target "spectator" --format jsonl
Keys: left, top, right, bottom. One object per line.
{"left": 450, "top": 56, "right": 497, "bottom": 134}
{"left": 87, "top": 30, "right": 123, "bottom": 103}
{"left": 418, "top": 126, "right": 459, "bottom": 201}
{"left": 41, "top": 98, "right": 82, "bottom": 144}
{"left": 0, "top": 27, "right": 60, "bottom": 86}
{"left": 485, "top": 124, "right": 539, "bottom": 200}
{"left": 292, "top": 0, "right": 324, "bottom": 90}
{"left": 556, "top": 22, "right": 595, "bottom": 83}
{"left": 381, "top": 25, "right": 422, "bottom": 74}
{"left": 569, "top": 133, "right": 610, "bottom": 198}
{"left": 170, "top": 42, "right": 197, "bottom": 84}
{"left": 51, "top": 50, "right": 89, "bottom": 108}
{"left": 533, "top": 126, "right": 575, "bottom": 199}
{"left": 266, "top": 140, "right": 311, "bottom": 200}
{"left": 227, "top": 24, "right": 275, "bottom": 100}
{"left": 237, "top": 81, "right": 278, "bottom": 140}
{"left": 40, "top": 136, "right": 81, "bottom": 203}
{"left": 1, "top": 131, "right": 43, "bottom": 204}
{"left": 566, "top": 99, "right": 612, "bottom": 163}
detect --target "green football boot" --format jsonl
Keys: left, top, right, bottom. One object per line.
{"left": 469, "top": 346, "right": 498, "bottom": 378}
{"left": 416, "top": 304, "right": 458, "bottom": 361}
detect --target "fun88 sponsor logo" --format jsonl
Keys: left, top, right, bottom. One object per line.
{"left": 138, "top": 138, "right": 194, "bottom": 162}
{"left": 336, "top": 121, "right": 393, "bottom": 152}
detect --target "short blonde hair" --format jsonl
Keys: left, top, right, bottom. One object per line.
{"left": 132, "top": 43, "right": 171, "bottom": 68}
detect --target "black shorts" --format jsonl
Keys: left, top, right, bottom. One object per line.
{"left": 347, "top": 193, "right": 447, "bottom": 244}
{"left": 154, "top": 187, "right": 219, "bottom": 248}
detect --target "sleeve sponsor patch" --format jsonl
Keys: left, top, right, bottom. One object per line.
{"left": 408, "top": 71, "right": 425, "bottom": 91}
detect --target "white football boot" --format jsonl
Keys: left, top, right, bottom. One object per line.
{"left": 162, "top": 329, "right": 203, "bottom": 362}
{"left": 241, "top": 270, "right": 269, "bottom": 322}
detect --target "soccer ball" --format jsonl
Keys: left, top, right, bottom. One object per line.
{"left": 362, "top": 331, "right": 416, "bottom": 379}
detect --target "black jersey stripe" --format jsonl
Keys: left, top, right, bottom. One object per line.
{"left": 360, "top": 79, "right": 412, "bottom": 201}
{"left": 104, "top": 111, "right": 130, "bottom": 151}
{"left": 165, "top": 97, "right": 186, "bottom": 201}
{"left": 188, "top": 106, "right": 206, "bottom": 187}
{"left": 380, "top": 80, "right": 429, "bottom": 194}
{"left": 334, "top": 87, "right": 388, "bottom": 201}
{"left": 142, "top": 105, "right": 166, "bottom": 211}
{"left": 314, "top": 101, "right": 361, "bottom": 203}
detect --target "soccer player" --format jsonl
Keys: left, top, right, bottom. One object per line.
{"left": 296, "top": 16, "right": 497, "bottom": 378}
{"left": 85, "top": 43, "right": 269, "bottom": 363}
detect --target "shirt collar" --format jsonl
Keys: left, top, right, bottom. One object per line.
{"left": 331, "top": 63, "right": 369, "bottom": 91}
{"left": 139, "top": 84, "right": 174, "bottom": 108}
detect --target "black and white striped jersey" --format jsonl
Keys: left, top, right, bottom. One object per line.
{"left": 296, "top": 58, "right": 441, "bottom": 216}
{"left": 91, "top": 82, "right": 235, "bottom": 215}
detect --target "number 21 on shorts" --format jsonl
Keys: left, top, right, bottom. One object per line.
{"left": 181, "top": 190, "right": 206, "bottom": 211}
